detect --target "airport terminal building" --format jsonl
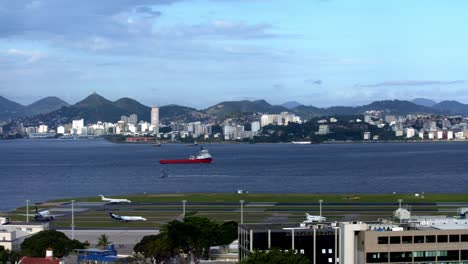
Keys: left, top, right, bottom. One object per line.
{"left": 239, "top": 213, "right": 468, "bottom": 264}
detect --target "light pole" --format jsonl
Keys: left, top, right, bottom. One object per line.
{"left": 319, "top": 199, "right": 323, "bottom": 222}
{"left": 26, "top": 200, "right": 29, "bottom": 223}
{"left": 397, "top": 199, "right": 403, "bottom": 224}
{"left": 71, "top": 200, "right": 75, "bottom": 240}
{"left": 182, "top": 200, "right": 187, "bottom": 218}
{"left": 240, "top": 200, "right": 245, "bottom": 224}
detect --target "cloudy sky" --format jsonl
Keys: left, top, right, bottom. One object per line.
{"left": 1, "top": 0, "right": 468, "bottom": 108}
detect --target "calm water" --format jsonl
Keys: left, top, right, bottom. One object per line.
{"left": 0, "top": 139, "right": 468, "bottom": 211}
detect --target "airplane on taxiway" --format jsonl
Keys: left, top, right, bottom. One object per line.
{"left": 99, "top": 195, "right": 132, "bottom": 204}
{"left": 303, "top": 213, "right": 326, "bottom": 223}
{"left": 19, "top": 207, "right": 63, "bottom": 222}
{"left": 109, "top": 212, "right": 146, "bottom": 222}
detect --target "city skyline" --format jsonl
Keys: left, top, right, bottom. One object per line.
{"left": 1, "top": 1, "right": 468, "bottom": 107}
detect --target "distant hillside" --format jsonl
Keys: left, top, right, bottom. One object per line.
{"left": 204, "top": 100, "right": 289, "bottom": 118}
{"left": 412, "top": 98, "right": 437, "bottom": 107}
{"left": 27, "top": 96, "right": 69, "bottom": 115}
{"left": 11, "top": 93, "right": 212, "bottom": 127}
{"left": 160, "top": 105, "right": 212, "bottom": 123}
{"left": 432, "top": 101, "right": 468, "bottom": 115}
{"left": 281, "top": 101, "right": 303, "bottom": 109}
{"left": 0, "top": 96, "right": 27, "bottom": 121}
{"left": 293, "top": 100, "right": 441, "bottom": 120}
{"left": 114, "top": 98, "right": 151, "bottom": 121}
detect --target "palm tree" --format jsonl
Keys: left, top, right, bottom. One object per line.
{"left": 96, "top": 234, "right": 112, "bottom": 249}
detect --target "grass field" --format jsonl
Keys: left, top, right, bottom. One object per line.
{"left": 7, "top": 193, "right": 468, "bottom": 228}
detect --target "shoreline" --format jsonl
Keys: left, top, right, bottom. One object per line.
{"left": 3, "top": 137, "right": 467, "bottom": 145}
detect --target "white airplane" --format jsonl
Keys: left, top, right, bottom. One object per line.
{"left": 109, "top": 212, "right": 147, "bottom": 222}
{"left": 19, "top": 207, "right": 63, "bottom": 222}
{"left": 0, "top": 217, "right": 10, "bottom": 225}
{"left": 303, "top": 213, "right": 326, "bottom": 223}
{"left": 99, "top": 195, "right": 131, "bottom": 204}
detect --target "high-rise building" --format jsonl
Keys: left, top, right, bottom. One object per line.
{"left": 72, "top": 119, "right": 84, "bottom": 135}
{"left": 129, "top": 114, "right": 138, "bottom": 125}
{"left": 151, "top": 106, "right": 159, "bottom": 134}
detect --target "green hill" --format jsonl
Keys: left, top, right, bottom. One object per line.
{"left": 26, "top": 96, "right": 69, "bottom": 116}
{"left": 204, "top": 100, "right": 289, "bottom": 118}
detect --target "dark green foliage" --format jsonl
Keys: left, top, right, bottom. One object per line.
{"left": 0, "top": 247, "right": 21, "bottom": 263}
{"left": 204, "top": 100, "right": 288, "bottom": 119}
{"left": 134, "top": 217, "right": 238, "bottom": 263}
{"left": 239, "top": 249, "right": 311, "bottom": 264}
{"left": 21, "top": 230, "right": 88, "bottom": 258}
{"left": 96, "top": 234, "right": 111, "bottom": 249}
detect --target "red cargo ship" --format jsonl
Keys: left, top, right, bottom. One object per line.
{"left": 160, "top": 148, "right": 213, "bottom": 164}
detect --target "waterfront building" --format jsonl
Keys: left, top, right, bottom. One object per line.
{"left": 364, "top": 132, "right": 371, "bottom": 140}
{"left": 405, "top": 128, "right": 416, "bottom": 138}
{"left": 395, "top": 130, "right": 404, "bottom": 137}
{"left": 317, "top": 125, "right": 330, "bottom": 135}
{"left": 260, "top": 112, "right": 298, "bottom": 127}
{"left": 57, "top": 126, "right": 65, "bottom": 134}
{"left": 72, "top": 119, "right": 84, "bottom": 135}
{"left": 251, "top": 121, "right": 261, "bottom": 132}
{"left": 151, "top": 106, "right": 159, "bottom": 134}
{"left": 437, "top": 131, "right": 444, "bottom": 140}
{"left": 38, "top": 124, "right": 48, "bottom": 133}
{"left": 447, "top": 130, "right": 454, "bottom": 140}
{"left": 418, "top": 131, "right": 425, "bottom": 139}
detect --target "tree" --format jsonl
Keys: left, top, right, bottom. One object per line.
{"left": 21, "top": 230, "right": 88, "bottom": 258}
{"left": 239, "top": 249, "right": 311, "bottom": 264}
{"left": 96, "top": 234, "right": 112, "bottom": 249}
{"left": 134, "top": 217, "right": 238, "bottom": 263}
{"left": 0, "top": 247, "right": 20, "bottom": 263}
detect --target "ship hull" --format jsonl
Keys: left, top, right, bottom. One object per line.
{"left": 159, "top": 158, "right": 213, "bottom": 164}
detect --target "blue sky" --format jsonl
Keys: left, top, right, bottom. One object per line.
{"left": 1, "top": 0, "right": 468, "bottom": 108}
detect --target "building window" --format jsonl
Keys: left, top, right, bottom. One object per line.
{"left": 461, "top": 250, "right": 468, "bottom": 260}
{"left": 413, "top": 251, "right": 436, "bottom": 261}
{"left": 390, "top": 252, "right": 412, "bottom": 262}
{"left": 377, "top": 237, "right": 388, "bottom": 244}
{"left": 438, "top": 250, "right": 459, "bottom": 261}
{"left": 414, "top": 235, "right": 424, "bottom": 243}
{"left": 402, "top": 236, "right": 412, "bottom": 244}
{"left": 450, "top": 234, "right": 460, "bottom": 242}
{"left": 390, "top": 236, "right": 401, "bottom": 244}
{"left": 426, "top": 235, "right": 436, "bottom": 243}
{"left": 462, "top": 234, "right": 468, "bottom": 242}
{"left": 437, "top": 235, "right": 448, "bottom": 243}
{"left": 366, "top": 252, "right": 389, "bottom": 263}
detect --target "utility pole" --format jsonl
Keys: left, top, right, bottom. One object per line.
{"left": 240, "top": 200, "right": 245, "bottom": 224}
{"left": 26, "top": 200, "right": 29, "bottom": 223}
{"left": 319, "top": 199, "right": 324, "bottom": 222}
{"left": 182, "top": 200, "right": 187, "bottom": 218}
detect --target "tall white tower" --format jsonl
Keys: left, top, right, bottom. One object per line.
{"left": 151, "top": 106, "right": 159, "bottom": 134}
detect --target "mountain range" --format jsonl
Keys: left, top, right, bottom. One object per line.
{"left": 0, "top": 96, "right": 69, "bottom": 121}
{"left": 2, "top": 94, "right": 468, "bottom": 127}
